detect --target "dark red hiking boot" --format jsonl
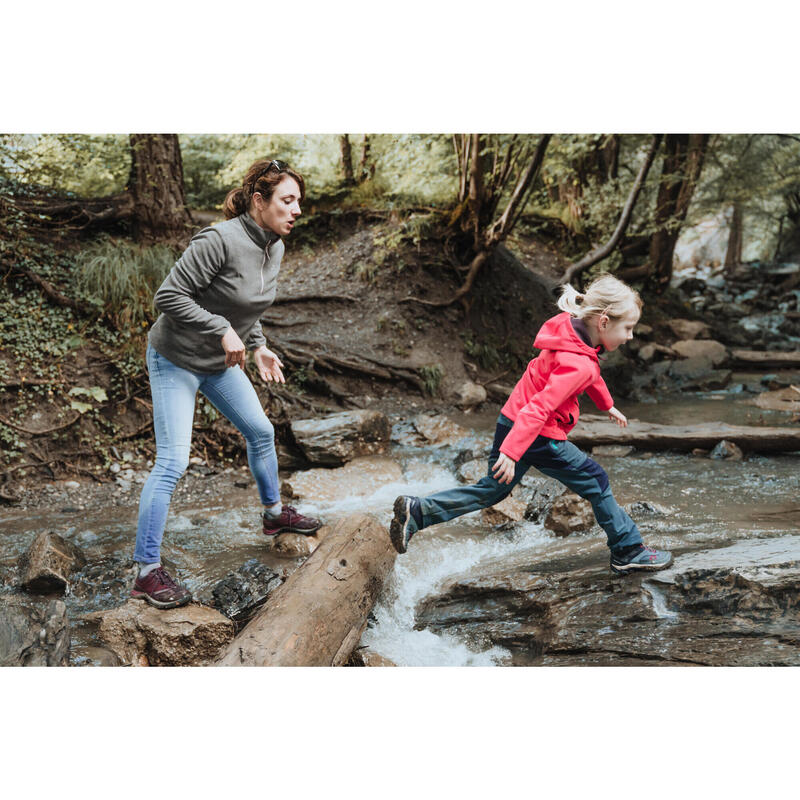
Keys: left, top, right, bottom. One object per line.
{"left": 262, "top": 505, "right": 322, "bottom": 536}
{"left": 131, "top": 566, "right": 192, "bottom": 609}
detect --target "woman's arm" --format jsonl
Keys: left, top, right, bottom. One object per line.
{"left": 153, "top": 229, "right": 231, "bottom": 337}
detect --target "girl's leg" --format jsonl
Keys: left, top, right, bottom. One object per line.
{"left": 522, "top": 438, "right": 642, "bottom": 551}
{"left": 416, "top": 420, "right": 529, "bottom": 529}
{"left": 199, "top": 366, "right": 280, "bottom": 507}
{"left": 133, "top": 346, "right": 200, "bottom": 564}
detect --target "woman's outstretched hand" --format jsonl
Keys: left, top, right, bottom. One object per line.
{"left": 607, "top": 406, "right": 628, "bottom": 427}
{"left": 254, "top": 346, "right": 285, "bottom": 383}
{"left": 222, "top": 327, "right": 246, "bottom": 369}
{"left": 492, "top": 452, "right": 517, "bottom": 485}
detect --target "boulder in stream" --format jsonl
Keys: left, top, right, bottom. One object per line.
{"left": 412, "top": 413, "right": 469, "bottom": 446}
{"left": 19, "top": 531, "right": 87, "bottom": 594}
{"left": 670, "top": 339, "right": 728, "bottom": 366}
{"left": 710, "top": 440, "right": 744, "bottom": 461}
{"left": 667, "top": 319, "right": 712, "bottom": 340}
{"left": 452, "top": 380, "right": 487, "bottom": 409}
{"left": 89, "top": 600, "right": 235, "bottom": 666}
{"left": 290, "top": 410, "right": 391, "bottom": 466}
{"left": 0, "top": 594, "right": 70, "bottom": 666}
{"left": 543, "top": 494, "right": 595, "bottom": 536}
{"left": 205, "top": 559, "right": 283, "bottom": 624}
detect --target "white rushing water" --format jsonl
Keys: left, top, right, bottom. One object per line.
{"left": 297, "top": 454, "right": 556, "bottom": 666}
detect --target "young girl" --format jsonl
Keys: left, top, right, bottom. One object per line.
{"left": 389, "top": 274, "right": 672, "bottom": 574}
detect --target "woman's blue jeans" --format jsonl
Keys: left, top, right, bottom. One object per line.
{"left": 133, "top": 345, "right": 280, "bottom": 564}
{"left": 417, "top": 414, "right": 643, "bottom": 552}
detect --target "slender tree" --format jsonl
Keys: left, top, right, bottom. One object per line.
{"left": 646, "top": 133, "right": 710, "bottom": 291}
{"left": 339, "top": 134, "right": 355, "bottom": 186}
{"left": 561, "top": 134, "right": 662, "bottom": 285}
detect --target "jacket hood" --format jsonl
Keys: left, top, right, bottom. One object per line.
{"left": 534, "top": 312, "right": 602, "bottom": 361}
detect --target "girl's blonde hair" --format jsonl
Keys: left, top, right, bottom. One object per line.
{"left": 557, "top": 273, "right": 643, "bottom": 320}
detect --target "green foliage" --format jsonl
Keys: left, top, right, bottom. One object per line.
{"left": 419, "top": 364, "right": 443, "bottom": 396}
{"left": 462, "top": 332, "right": 503, "bottom": 371}
{"left": 74, "top": 236, "right": 178, "bottom": 325}
{"left": 0, "top": 134, "right": 130, "bottom": 196}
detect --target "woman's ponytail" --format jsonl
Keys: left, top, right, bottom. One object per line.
{"left": 223, "top": 188, "right": 248, "bottom": 220}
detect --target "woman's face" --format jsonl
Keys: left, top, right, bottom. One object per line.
{"left": 253, "top": 175, "right": 302, "bottom": 236}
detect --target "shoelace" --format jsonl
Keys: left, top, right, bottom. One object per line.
{"left": 152, "top": 567, "right": 178, "bottom": 589}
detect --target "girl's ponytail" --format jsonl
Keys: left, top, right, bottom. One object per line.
{"left": 557, "top": 284, "right": 585, "bottom": 316}
{"left": 557, "top": 274, "right": 642, "bottom": 320}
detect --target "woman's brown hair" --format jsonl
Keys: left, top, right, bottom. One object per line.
{"left": 223, "top": 159, "right": 306, "bottom": 220}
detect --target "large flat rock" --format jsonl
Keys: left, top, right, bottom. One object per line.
{"left": 415, "top": 534, "right": 800, "bottom": 666}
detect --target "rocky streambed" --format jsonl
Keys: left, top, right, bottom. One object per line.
{"left": 1, "top": 397, "right": 799, "bottom": 667}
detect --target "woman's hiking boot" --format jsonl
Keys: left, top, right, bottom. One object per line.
{"left": 262, "top": 505, "right": 322, "bottom": 536}
{"left": 131, "top": 566, "right": 192, "bottom": 609}
{"left": 389, "top": 495, "right": 422, "bottom": 554}
{"left": 610, "top": 544, "right": 673, "bottom": 574}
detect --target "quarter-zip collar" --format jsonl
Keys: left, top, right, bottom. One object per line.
{"left": 240, "top": 212, "right": 281, "bottom": 250}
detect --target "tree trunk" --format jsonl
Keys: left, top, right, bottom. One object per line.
{"left": 358, "top": 134, "right": 373, "bottom": 182}
{"left": 724, "top": 202, "right": 744, "bottom": 272}
{"left": 216, "top": 514, "right": 396, "bottom": 666}
{"left": 339, "top": 134, "right": 355, "bottom": 186}
{"left": 128, "top": 134, "right": 192, "bottom": 244}
{"left": 648, "top": 133, "right": 710, "bottom": 292}
{"left": 596, "top": 134, "right": 620, "bottom": 182}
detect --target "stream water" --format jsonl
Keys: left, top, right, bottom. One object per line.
{"left": 1, "top": 386, "right": 798, "bottom": 666}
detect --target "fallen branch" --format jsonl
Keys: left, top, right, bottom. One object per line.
{"left": 1, "top": 257, "right": 94, "bottom": 314}
{"left": 0, "top": 410, "right": 81, "bottom": 436}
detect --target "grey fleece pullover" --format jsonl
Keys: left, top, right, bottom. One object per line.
{"left": 148, "top": 212, "right": 283, "bottom": 373}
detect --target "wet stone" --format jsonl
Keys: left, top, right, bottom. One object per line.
{"left": 19, "top": 531, "right": 87, "bottom": 594}
{"left": 544, "top": 494, "right": 595, "bottom": 537}
{"left": 204, "top": 558, "right": 282, "bottom": 624}
{"left": 266, "top": 525, "right": 331, "bottom": 559}
{"left": 411, "top": 413, "right": 469, "bottom": 446}
{"left": 710, "top": 440, "right": 744, "bottom": 461}
{"left": 0, "top": 595, "right": 70, "bottom": 666}
{"left": 291, "top": 410, "right": 391, "bottom": 466}
{"left": 89, "top": 600, "right": 235, "bottom": 666}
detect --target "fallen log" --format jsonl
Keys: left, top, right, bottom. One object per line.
{"left": 570, "top": 416, "right": 800, "bottom": 453}
{"left": 216, "top": 513, "right": 396, "bottom": 666}
{"left": 731, "top": 350, "right": 800, "bottom": 369}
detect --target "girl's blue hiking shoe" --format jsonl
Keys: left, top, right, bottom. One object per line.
{"left": 610, "top": 544, "right": 672, "bottom": 574}
{"left": 390, "top": 495, "right": 421, "bottom": 554}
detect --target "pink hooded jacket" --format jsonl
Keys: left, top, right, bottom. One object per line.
{"left": 499, "top": 312, "right": 614, "bottom": 461}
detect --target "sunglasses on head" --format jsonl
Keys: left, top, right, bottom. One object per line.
{"left": 251, "top": 160, "right": 290, "bottom": 192}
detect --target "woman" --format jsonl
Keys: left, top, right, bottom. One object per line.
{"left": 131, "top": 159, "right": 321, "bottom": 609}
